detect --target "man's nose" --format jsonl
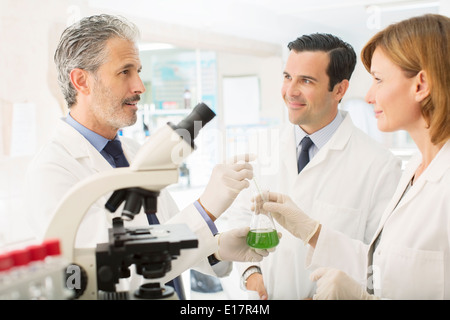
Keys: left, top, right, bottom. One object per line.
{"left": 132, "top": 74, "right": 146, "bottom": 94}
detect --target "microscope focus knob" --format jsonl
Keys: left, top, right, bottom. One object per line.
{"left": 98, "top": 265, "right": 114, "bottom": 283}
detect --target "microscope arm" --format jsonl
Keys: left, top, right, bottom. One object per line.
{"left": 44, "top": 167, "right": 179, "bottom": 263}
{"left": 45, "top": 123, "right": 193, "bottom": 259}
{"left": 43, "top": 103, "right": 215, "bottom": 299}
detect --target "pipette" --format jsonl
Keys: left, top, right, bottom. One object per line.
{"left": 252, "top": 177, "right": 266, "bottom": 202}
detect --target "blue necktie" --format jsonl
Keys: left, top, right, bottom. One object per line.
{"left": 297, "top": 136, "right": 314, "bottom": 173}
{"left": 103, "top": 140, "right": 130, "bottom": 168}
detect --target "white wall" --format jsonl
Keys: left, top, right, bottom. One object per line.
{"left": 0, "top": 0, "right": 71, "bottom": 246}
{"left": 216, "top": 52, "right": 285, "bottom": 128}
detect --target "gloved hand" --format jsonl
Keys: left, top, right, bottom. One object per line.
{"left": 255, "top": 192, "right": 320, "bottom": 245}
{"left": 310, "top": 267, "right": 380, "bottom": 300}
{"left": 199, "top": 154, "right": 255, "bottom": 219}
{"left": 214, "top": 227, "right": 278, "bottom": 262}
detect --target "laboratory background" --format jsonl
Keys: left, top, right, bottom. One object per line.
{"left": 0, "top": 0, "right": 448, "bottom": 300}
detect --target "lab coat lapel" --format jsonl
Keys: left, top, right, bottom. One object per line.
{"left": 301, "top": 111, "right": 353, "bottom": 173}
{"left": 87, "top": 145, "right": 114, "bottom": 172}
{"left": 369, "top": 141, "right": 450, "bottom": 246}
{"left": 376, "top": 154, "right": 419, "bottom": 231}
{"left": 280, "top": 125, "right": 299, "bottom": 188}
{"left": 387, "top": 141, "right": 450, "bottom": 216}
{"left": 56, "top": 119, "right": 113, "bottom": 173}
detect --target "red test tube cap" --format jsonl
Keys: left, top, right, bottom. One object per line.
{"left": 10, "top": 249, "right": 31, "bottom": 267}
{"left": 43, "top": 239, "right": 61, "bottom": 256}
{"left": 0, "top": 253, "right": 13, "bottom": 272}
{"left": 28, "top": 244, "right": 47, "bottom": 262}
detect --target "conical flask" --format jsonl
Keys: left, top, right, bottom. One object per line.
{"left": 246, "top": 179, "right": 279, "bottom": 249}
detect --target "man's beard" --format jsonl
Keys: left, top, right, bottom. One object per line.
{"left": 91, "top": 81, "right": 139, "bottom": 130}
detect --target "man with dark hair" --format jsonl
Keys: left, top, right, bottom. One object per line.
{"left": 287, "top": 33, "right": 356, "bottom": 92}
{"left": 233, "top": 33, "right": 402, "bottom": 299}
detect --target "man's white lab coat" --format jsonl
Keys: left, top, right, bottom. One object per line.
{"left": 231, "top": 110, "right": 402, "bottom": 299}
{"left": 26, "top": 119, "right": 224, "bottom": 285}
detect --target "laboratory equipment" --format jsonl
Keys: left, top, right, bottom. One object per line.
{"left": 0, "top": 239, "right": 73, "bottom": 300}
{"left": 246, "top": 179, "right": 279, "bottom": 249}
{"left": 44, "top": 102, "right": 216, "bottom": 300}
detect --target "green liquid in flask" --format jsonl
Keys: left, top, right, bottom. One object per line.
{"left": 246, "top": 229, "right": 279, "bottom": 249}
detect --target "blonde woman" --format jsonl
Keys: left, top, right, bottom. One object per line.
{"left": 260, "top": 14, "right": 450, "bottom": 299}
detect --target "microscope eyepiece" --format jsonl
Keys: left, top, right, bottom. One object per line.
{"left": 169, "top": 102, "right": 216, "bottom": 148}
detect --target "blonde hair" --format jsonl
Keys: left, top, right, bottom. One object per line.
{"left": 361, "top": 14, "right": 450, "bottom": 145}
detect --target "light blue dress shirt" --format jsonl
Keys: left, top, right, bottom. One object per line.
{"left": 295, "top": 110, "right": 344, "bottom": 160}
{"left": 64, "top": 113, "right": 120, "bottom": 168}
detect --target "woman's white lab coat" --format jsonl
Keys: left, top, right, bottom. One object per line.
{"left": 26, "top": 119, "right": 221, "bottom": 284}
{"left": 231, "top": 110, "right": 402, "bottom": 299}
{"left": 308, "top": 140, "right": 450, "bottom": 299}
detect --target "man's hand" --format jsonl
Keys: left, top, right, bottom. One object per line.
{"left": 246, "top": 272, "right": 268, "bottom": 300}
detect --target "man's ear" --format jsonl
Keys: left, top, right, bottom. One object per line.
{"left": 69, "top": 68, "right": 90, "bottom": 95}
{"left": 333, "top": 79, "right": 349, "bottom": 102}
{"left": 415, "top": 70, "right": 430, "bottom": 103}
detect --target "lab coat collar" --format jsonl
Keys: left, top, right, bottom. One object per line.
{"left": 300, "top": 110, "right": 353, "bottom": 173}
{"left": 55, "top": 119, "right": 113, "bottom": 172}
{"left": 325, "top": 110, "right": 353, "bottom": 151}
{"left": 400, "top": 139, "right": 450, "bottom": 187}
{"left": 280, "top": 123, "right": 299, "bottom": 178}
{"left": 423, "top": 140, "right": 450, "bottom": 183}
{"left": 370, "top": 139, "right": 450, "bottom": 244}
{"left": 280, "top": 110, "right": 353, "bottom": 176}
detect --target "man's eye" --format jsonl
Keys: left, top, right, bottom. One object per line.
{"left": 121, "top": 70, "right": 129, "bottom": 75}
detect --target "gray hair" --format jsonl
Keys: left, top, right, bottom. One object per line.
{"left": 54, "top": 14, "right": 140, "bottom": 108}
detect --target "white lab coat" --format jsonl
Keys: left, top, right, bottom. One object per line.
{"left": 26, "top": 119, "right": 223, "bottom": 286}
{"left": 231, "top": 110, "right": 402, "bottom": 299}
{"left": 307, "top": 140, "right": 450, "bottom": 299}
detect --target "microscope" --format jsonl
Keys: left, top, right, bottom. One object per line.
{"left": 44, "top": 103, "right": 216, "bottom": 300}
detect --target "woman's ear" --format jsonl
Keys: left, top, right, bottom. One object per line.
{"left": 69, "top": 68, "right": 90, "bottom": 95}
{"left": 415, "top": 70, "right": 430, "bottom": 103}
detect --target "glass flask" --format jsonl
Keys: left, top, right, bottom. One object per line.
{"left": 246, "top": 179, "right": 279, "bottom": 249}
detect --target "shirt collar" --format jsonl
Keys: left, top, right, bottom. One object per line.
{"left": 295, "top": 110, "right": 343, "bottom": 150}
{"left": 64, "top": 113, "right": 116, "bottom": 152}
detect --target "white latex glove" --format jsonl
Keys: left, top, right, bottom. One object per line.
{"left": 214, "top": 227, "right": 277, "bottom": 262}
{"left": 199, "top": 154, "right": 255, "bottom": 218}
{"left": 257, "top": 192, "right": 319, "bottom": 245}
{"left": 310, "top": 267, "right": 379, "bottom": 300}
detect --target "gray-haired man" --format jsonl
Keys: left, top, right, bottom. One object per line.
{"left": 27, "top": 14, "right": 270, "bottom": 299}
